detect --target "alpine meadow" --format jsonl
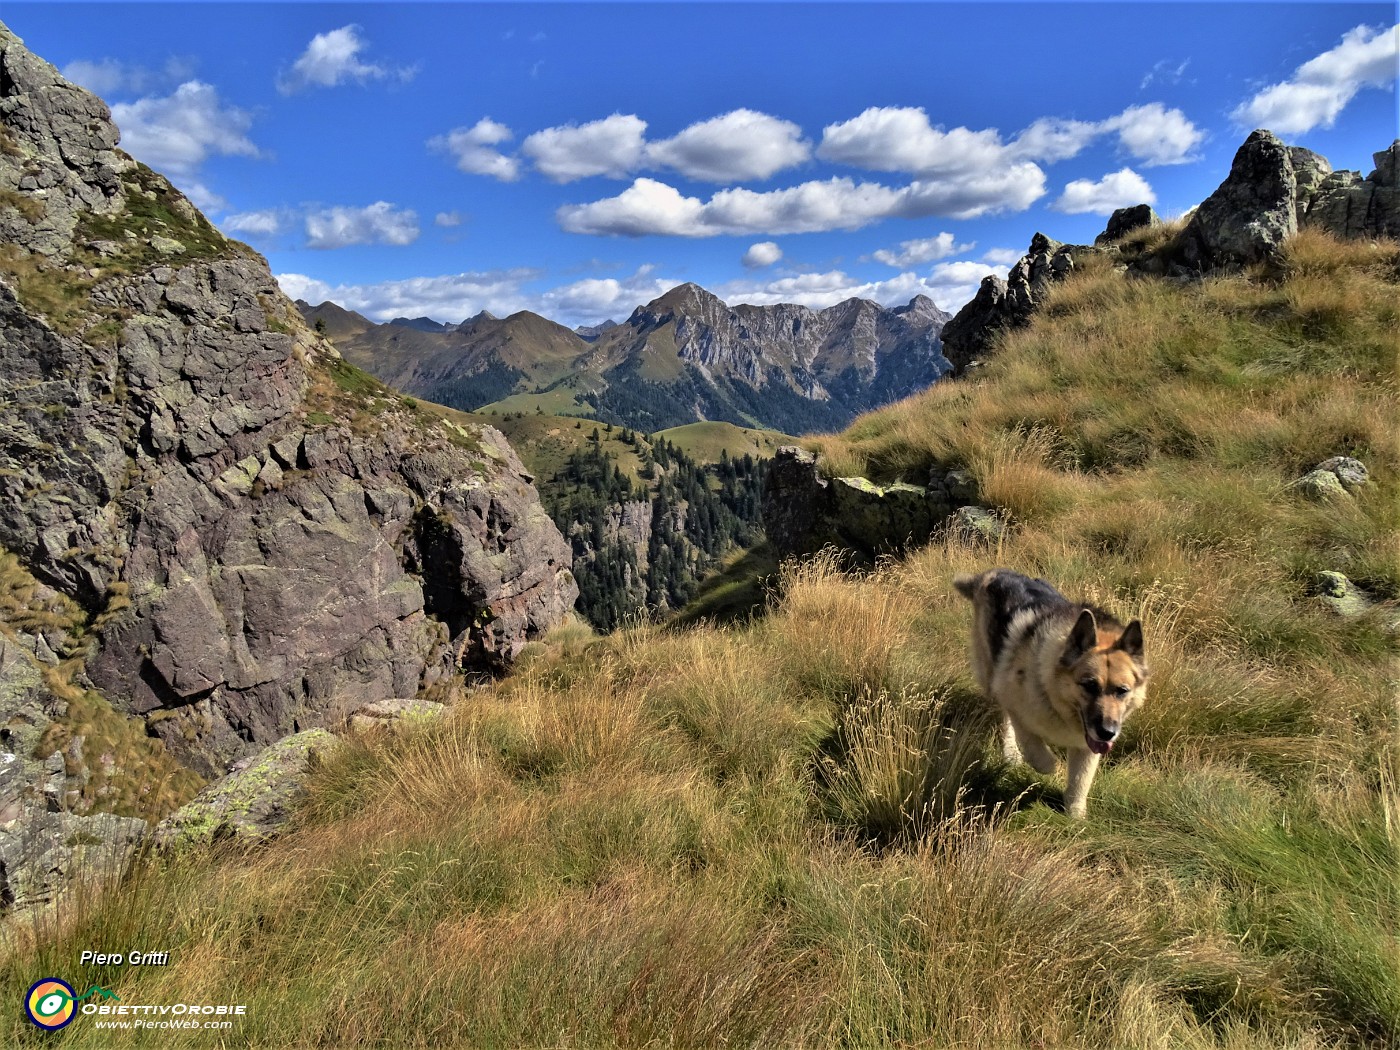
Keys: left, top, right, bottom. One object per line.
{"left": 0, "top": 6, "right": 1398, "bottom": 1050}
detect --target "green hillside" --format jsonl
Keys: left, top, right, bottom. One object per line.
{"left": 655, "top": 421, "right": 796, "bottom": 465}
{"left": 6, "top": 229, "right": 1396, "bottom": 1048}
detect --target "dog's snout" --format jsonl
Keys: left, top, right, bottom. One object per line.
{"left": 1093, "top": 716, "right": 1121, "bottom": 741}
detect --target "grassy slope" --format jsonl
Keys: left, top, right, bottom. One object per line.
{"left": 3, "top": 230, "right": 1396, "bottom": 1049}
{"left": 655, "top": 421, "right": 796, "bottom": 465}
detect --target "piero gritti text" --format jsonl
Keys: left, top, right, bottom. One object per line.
{"left": 80, "top": 950, "right": 171, "bottom": 967}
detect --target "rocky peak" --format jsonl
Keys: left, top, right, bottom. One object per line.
{"left": 630, "top": 282, "right": 732, "bottom": 330}
{"left": 389, "top": 315, "right": 451, "bottom": 333}
{"left": 892, "top": 294, "right": 952, "bottom": 328}
{"left": 0, "top": 25, "right": 131, "bottom": 258}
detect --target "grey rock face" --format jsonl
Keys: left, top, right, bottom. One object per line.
{"left": 0, "top": 20, "right": 577, "bottom": 781}
{"left": 1179, "top": 131, "right": 1397, "bottom": 272}
{"left": 0, "top": 26, "right": 131, "bottom": 258}
{"left": 1181, "top": 130, "right": 1307, "bottom": 270}
{"left": 1301, "top": 141, "right": 1400, "bottom": 240}
{"left": 615, "top": 283, "right": 952, "bottom": 408}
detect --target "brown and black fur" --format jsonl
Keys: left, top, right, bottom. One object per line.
{"left": 954, "top": 569, "right": 1148, "bottom": 818}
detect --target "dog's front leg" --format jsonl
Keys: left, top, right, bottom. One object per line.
{"left": 1064, "top": 748, "right": 1102, "bottom": 819}
{"left": 1008, "top": 718, "right": 1058, "bottom": 774}
{"left": 1001, "top": 715, "right": 1024, "bottom": 764}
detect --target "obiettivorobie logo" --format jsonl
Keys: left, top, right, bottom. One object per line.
{"left": 24, "top": 979, "right": 119, "bottom": 1030}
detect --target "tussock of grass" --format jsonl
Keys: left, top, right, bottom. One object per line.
{"left": 3, "top": 230, "right": 1396, "bottom": 1047}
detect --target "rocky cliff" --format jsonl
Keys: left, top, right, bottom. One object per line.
{"left": 0, "top": 22, "right": 575, "bottom": 907}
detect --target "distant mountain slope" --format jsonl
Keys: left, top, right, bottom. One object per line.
{"left": 299, "top": 284, "right": 952, "bottom": 434}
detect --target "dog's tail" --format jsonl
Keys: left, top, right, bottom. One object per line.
{"left": 952, "top": 572, "right": 981, "bottom": 600}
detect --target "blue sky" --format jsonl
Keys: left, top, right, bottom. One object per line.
{"left": 7, "top": 3, "right": 1397, "bottom": 327}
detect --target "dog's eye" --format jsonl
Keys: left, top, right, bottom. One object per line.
{"left": 1112, "top": 684, "right": 1131, "bottom": 697}
{"left": 1079, "top": 679, "right": 1099, "bottom": 695}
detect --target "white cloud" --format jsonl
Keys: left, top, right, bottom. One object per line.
{"left": 1101, "top": 103, "right": 1204, "bottom": 166}
{"left": 717, "top": 258, "right": 1008, "bottom": 315}
{"left": 304, "top": 202, "right": 420, "bottom": 249}
{"left": 559, "top": 167, "right": 1045, "bottom": 238}
{"left": 981, "top": 247, "right": 1024, "bottom": 266}
{"left": 62, "top": 56, "right": 196, "bottom": 97}
{"left": 63, "top": 58, "right": 134, "bottom": 96}
{"left": 557, "top": 178, "right": 705, "bottom": 236}
{"left": 435, "top": 211, "right": 464, "bottom": 228}
{"left": 646, "top": 109, "right": 810, "bottom": 183}
{"left": 870, "top": 231, "right": 973, "bottom": 268}
{"left": 521, "top": 114, "right": 648, "bottom": 182}
{"left": 1140, "top": 58, "right": 1190, "bottom": 91}
{"left": 818, "top": 103, "right": 1203, "bottom": 173}
{"left": 277, "top": 25, "right": 415, "bottom": 94}
{"left": 818, "top": 107, "right": 1010, "bottom": 175}
{"left": 222, "top": 209, "right": 286, "bottom": 236}
{"left": 429, "top": 118, "right": 520, "bottom": 181}
{"left": 111, "top": 81, "right": 260, "bottom": 177}
{"left": 1231, "top": 22, "right": 1399, "bottom": 134}
{"left": 1052, "top": 168, "right": 1156, "bottom": 215}
{"left": 741, "top": 241, "right": 783, "bottom": 268}
{"left": 1006, "top": 117, "right": 1101, "bottom": 163}
{"left": 537, "top": 265, "right": 673, "bottom": 322}
{"left": 178, "top": 181, "right": 227, "bottom": 215}
{"left": 276, "top": 267, "right": 543, "bottom": 323}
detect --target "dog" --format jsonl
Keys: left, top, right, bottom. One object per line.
{"left": 953, "top": 569, "right": 1147, "bottom": 818}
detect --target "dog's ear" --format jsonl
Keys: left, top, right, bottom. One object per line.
{"left": 1061, "top": 609, "right": 1097, "bottom": 665}
{"left": 1115, "top": 620, "right": 1144, "bottom": 660}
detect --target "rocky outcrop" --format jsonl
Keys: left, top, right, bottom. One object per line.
{"left": 0, "top": 18, "right": 577, "bottom": 906}
{"left": 1180, "top": 131, "right": 1327, "bottom": 270}
{"left": 942, "top": 134, "right": 1397, "bottom": 376}
{"left": 1301, "top": 141, "right": 1400, "bottom": 240}
{"left": 940, "top": 234, "right": 1097, "bottom": 376}
{"left": 763, "top": 446, "right": 990, "bottom": 558}
{"left": 1181, "top": 131, "right": 1400, "bottom": 271}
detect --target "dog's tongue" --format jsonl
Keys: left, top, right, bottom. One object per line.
{"left": 1086, "top": 735, "right": 1112, "bottom": 756}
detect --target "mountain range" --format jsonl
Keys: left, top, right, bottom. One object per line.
{"left": 298, "top": 284, "right": 952, "bottom": 434}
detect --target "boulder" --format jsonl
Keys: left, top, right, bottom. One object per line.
{"left": 1313, "top": 572, "right": 1373, "bottom": 618}
{"left": 1180, "top": 130, "right": 1306, "bottom": 270}
{"left": 1096, "top": 204, "right": 1160, "bottom": 245}
{"left": 153, "top": 729, "right": 336, "bottom": 849}
{"left": 1297, "top": 456, "right": 1369, "bottom": 501}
